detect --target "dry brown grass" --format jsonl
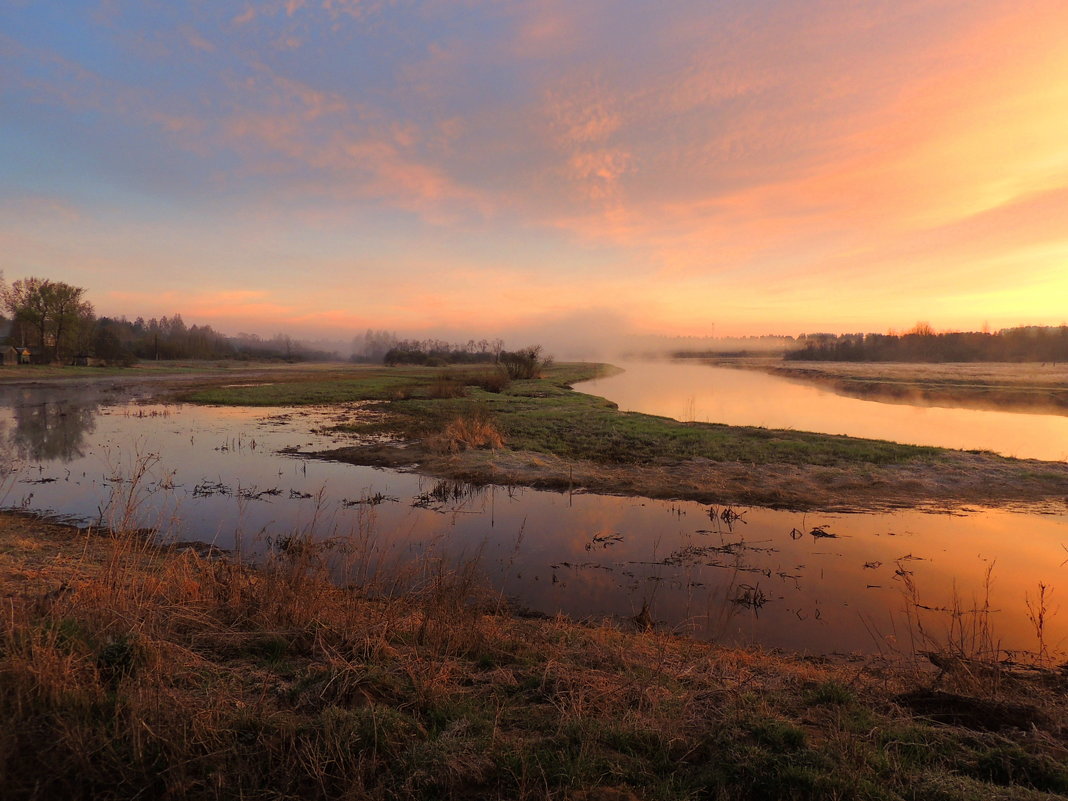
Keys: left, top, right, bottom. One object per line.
{"left": 0, "top": 515, "right": 507, "bottom": 799}
{"left": 427, "top": 408, "right": 505, "bottom": 454}
{"left": 2, "top": 512, "right": 1068, "bottom": 800}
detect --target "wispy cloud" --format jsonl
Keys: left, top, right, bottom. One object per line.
{"left": 3, "top": 0, "right": 1068, "bottom": 337}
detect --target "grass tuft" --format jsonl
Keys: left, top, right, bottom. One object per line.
{"left": 427, "top": 407, "right": 505, "bottom": 454}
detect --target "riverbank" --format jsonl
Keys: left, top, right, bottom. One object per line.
{"left": 179, "top": 362, "right": 1068, "bottom": 512}
{"left": 702, "top": 357, "right": 1068, "bottom": 416}
{"left": 3, "top": 511, "right": 1066, "bottom": 800}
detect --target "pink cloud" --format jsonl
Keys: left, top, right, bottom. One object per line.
{"left": 232, "top": 7, "right": 257, "bottom": 26}
{"left": 180, "top": 26, "right": 215, "bottom": 52}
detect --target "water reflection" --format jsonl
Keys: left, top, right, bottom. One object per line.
{"left": 0, "top": 384, "right": 1065, "bottom": 658}
{"left": 6, "top": 388, "right": 103, "bottom": 462}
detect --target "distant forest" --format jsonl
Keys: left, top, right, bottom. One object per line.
{"left": 90, "top": 316, "right": 339, "bottom": 363}
{"left": 0, "top": 275, "right": 517, "bottom": 367}
{"left": 789, "top": 324, "right": 1068, "bottom": 363}
{"left": 0, "top": 275, "right": 337, "bottom": 365}
{"left": 350, "top": 330, "right": 505, "bottom": 366}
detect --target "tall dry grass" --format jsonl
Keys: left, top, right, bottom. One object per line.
{"left": 0, "top": 498, "right": 506, "bottom": 800}
{"left": 427, "top": 407, "right": 504, "bottom": 454}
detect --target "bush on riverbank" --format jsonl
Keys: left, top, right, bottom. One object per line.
{"left": 2, "top": 513, "right": 1067, "bottom": 800}
{"left": 501, "top": 345, "right": 553, "bottom": 380}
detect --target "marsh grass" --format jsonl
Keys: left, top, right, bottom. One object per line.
{"left": 428, "top": 371, "right": 470, "bottom": 399}
{"left": 734, "top": 358, "right": 1068, "bottom": 415}
{"left": 462, "top": 366, "right": 511, "bottom": 393}
{"left": 181, "top": 367, "right": 420, "bottom": 406}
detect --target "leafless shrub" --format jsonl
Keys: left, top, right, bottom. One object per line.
{"left": 499, "top": 345, "right": 552, "bottom": 380}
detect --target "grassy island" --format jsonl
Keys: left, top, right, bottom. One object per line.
{"left": 180, "top": 363, "right": 1068, "bottom": 512}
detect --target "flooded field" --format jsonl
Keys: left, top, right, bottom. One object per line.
{"left": 580, "top": 361, "right": 1068, "bottom": 461}
{"left": 2, "top": 378, "right": 1066, "bottom": 658}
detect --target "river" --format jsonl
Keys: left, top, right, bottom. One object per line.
{"left": 1, "top": 365, "right": 1065, "bottom": 658}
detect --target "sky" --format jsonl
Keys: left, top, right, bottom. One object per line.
{"left": 2, "top": 0, "right": 1068, "bottom": 345}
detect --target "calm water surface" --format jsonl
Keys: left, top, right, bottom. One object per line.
{"left": 579, "top": 361, "right": 1068, "bottom": 461}
{"left": 1, "top": 378, "right": 1066, "bottom": 658}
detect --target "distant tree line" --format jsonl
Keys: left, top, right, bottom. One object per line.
{"left": 355, "top": 334, "right": 505, "bottom": 367}
{"left": 1, "top": 274, "right": 337, "bottom": 365}
{"left": 350, "top": 329, "right": 402, "bottom": 363}
{"left": 788, "top": 324, "right": 1068, "bottom": 363}
{"left": 93, "top": 316, "right": 337, "bottom": 364}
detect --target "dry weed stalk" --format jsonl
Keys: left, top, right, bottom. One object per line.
{"left": 896, "top": 560, "right": 1008, "bottom": 693}
{"left": 1025, "top": 581, "right": 1057, "bottom": 664}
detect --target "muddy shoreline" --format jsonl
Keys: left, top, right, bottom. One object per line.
{"left": 316, "top": 440, "right": 1068, "bottom": 513}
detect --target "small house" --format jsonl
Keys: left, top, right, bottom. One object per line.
{"left": 17, "top": 346, "right": 45, "bottom": 365}
{"left": 1, "top": 346, "right": 17, "bottom": 366}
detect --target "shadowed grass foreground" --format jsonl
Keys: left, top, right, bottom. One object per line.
{"left": 2, "top": 512, "right": 1067, "bottom": 800}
